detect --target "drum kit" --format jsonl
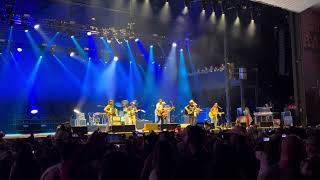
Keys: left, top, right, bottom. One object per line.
{"left": 89, "top": 100, "right": 142, "bottom": 125}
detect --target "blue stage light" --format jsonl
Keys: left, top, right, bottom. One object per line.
{"left": 17, "top": 48, "right": 22, "bottom": 52}
{"left": 24, "top": 29, "right": 29, "bottom": 33}
{"left": 70, "top": 52, "right": 75, "bottom": 57}
{"left": 71, "top": 35, "right": 74, "bottom": 38}
{"left": 135, "top": 38, "right": 139, "bottom": 42}
{"left": 113, "top": 56, "right": 119, "bottom": 61}
{"left": 30, "top": 109, "right": 38, "bottom": 114}
{"left": 150, "top": 45, "right": 154, "bottom": 48}
{"left": 180, "top": 48, "right": 183, "bottom": 52}
{"left": 34, "top": 24, "right": 40, "bottom": 30}
{"left": 87, "top": 31, "right": 92, "bottom": 36}
{"left": 107, "top": 39, "right": 112, "bottom": 43}
{"left": 172, "top": 42, "right": 177, "bottom": 47}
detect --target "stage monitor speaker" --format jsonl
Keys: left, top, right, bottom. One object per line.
{"left": 144, "top": 123, "right": 160, "bottom": 131}
{"left": 180, "top": 124, "right": 190, "bottom": 128}
{"left": 260, "top": 121, "right": 274, "bottom": 128}
{"left": 136, "top": 120, "right": 153, "bottom": 130}
{"left": 110, "top": 125, "right": 135, "bottom": 133}
{"left": 72, "top": 126, "right": 88, "bottom": 136}
{"left": 161, "top": 123, "right": 179, "bottom": 131}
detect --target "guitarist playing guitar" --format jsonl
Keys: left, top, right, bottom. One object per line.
{"left": 104, "top": 100, "right": 118, "bottom": 125}
{"left": 208, "top": 102, "right": 224, "bottom": 127}
{"left": 184, "top": 100, "right": 202, "bottom": 125}
{"left": 125, "top": 101, "right": 146, "bottom": 125}
{"left": 156, "top": 99, "right": 175, "bottom": 126}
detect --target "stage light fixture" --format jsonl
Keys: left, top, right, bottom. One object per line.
{"left": 172, "top": 42, "right": 177, "bottom": 47}
{"left": 107, "top": 39, "right": 112, "bottom": 43}
{"left": 70, "top": 52, "right": 75, "bottom": 57}
{"left": 30, "top": 109, "right": 38, "bottom": 114}
{"left": 17, "top": 48, "right": 22, "bottom": 52}
{"left": 182, "top": 6, "right": 188, "bottom": 14}
{"left": 135, "top": 38, "right": 139, "bottom": 42}
{"left": 24, "top": 29, "right": 29, "bottom": 33}
{"left": 87, "top": 31, "right": 92, "bottom": 36}
{"left": 180, "top": 48, "right": 183, "bottom": 52}
{"left": 113, "top": 56, "right": 119, "bottom": 61}
{"left": 34, "top": 24, "right": 40, "bottom": 30}
{"left": 130, "top": 61, "right": 132, "bottom": 64}
{"left": 150, "top": 45, "right": 154, "bottom": 48}
{"left": 73, "top": 109, "right": 80, "bottom": 114}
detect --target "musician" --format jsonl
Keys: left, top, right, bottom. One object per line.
{"left": 209, "top": 103, "right": 220, "bottom": 127}
{"left": 156, "top": 99, "right": 175, "bottom": 127}
{"left": 184, "top": 100, "right": 200, "bottom": 125}
{"left": 126, "top": 101, "right": 139, "bottom": 125}
{"left": 104, "top": 100, "right": 117, "bottom": 125}
{"left": 243, "top": 107, "right": 253, "bottom": 126}
{"left": 155, "top": 99, "right": 166, "bottom": 124}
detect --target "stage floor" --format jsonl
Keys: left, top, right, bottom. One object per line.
{"left": 3, "top": 125, "right": 276, "bottom": 140}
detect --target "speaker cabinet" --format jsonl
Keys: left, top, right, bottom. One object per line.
{"left": 110, "top": 125, "right": 136, "bottom": 133}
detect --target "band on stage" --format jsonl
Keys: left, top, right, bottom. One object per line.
{"left": 98, "top": 98, "right": 227, "bottom": 128}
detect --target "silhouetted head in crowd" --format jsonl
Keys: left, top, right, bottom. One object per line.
{"left": 10, "top": 142, "right": 41, "bottom": 180}
{"left": 300, "top": 156, "right": 320, "bottom": 180}
{"left": 101, "top": 151, "right": 131, "bottom": 180}
{"left": 305, "top": 135, "right": 320, "bottom": 158}
{"left": 184, "top": 125, "right": 206, "bottom": 154}
{"left": 0, "top": 131, "right": 5, "bottom": 140}
{"left": 230, "top": 125, "right": 247, "bottom": 146}
{"left": 280, "top": 135, "right": 304, "bottom": 169}
{"left": 264, "top": 134, "right": 282, "bottom": 166}
{"left": 151, "top": 140, "right": 176, "bottom": 180}
{"left": 54, "top": 123, "right": 72, "bottom": 143}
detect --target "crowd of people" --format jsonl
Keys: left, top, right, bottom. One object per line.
{"left": 0, "top": 124, "right": 320, "bottom": 180}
